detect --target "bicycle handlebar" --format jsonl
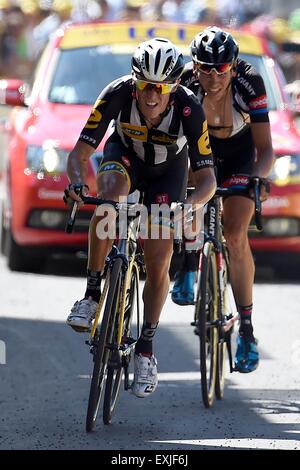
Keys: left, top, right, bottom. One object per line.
{"left": 65, "top": 177, "right": 264, "bottom": 234}
{"left": 65, "top": 196, "right": 139, "bottom": 234}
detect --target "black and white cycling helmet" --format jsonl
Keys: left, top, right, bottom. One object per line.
{"left": 132, "top": 37, "right": 185, "bottom": 83}
{"left": 190, "top": 26, "right": 239, "bottom": 65}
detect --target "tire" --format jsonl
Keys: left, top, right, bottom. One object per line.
{"left": 4, "top": 229, "right": 45, "bottom": 272}
{"left": 103, "top": 262, "right": 140, "bottom": 425}
{"left": 0, "top": 216, "right": 7, "bottom": 256}
{"left": 195, "top": 241, "right": 218, "bottom": 408}
{"left": 215, "top": 249, "right": 234, "bottom": 399}
{"left": 86, "top": 257, "right": 123, "bottom": 433}
{"left": 215, "top": 341, "right": 226, "bottom": 400}
{"left": 215, "top": 253, "right": 228, "bottom": 400}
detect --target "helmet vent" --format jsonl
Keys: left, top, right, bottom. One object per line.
{"left": 154, "top": 48, "right": 161, "bottom": 74}
{"left": 144, "top": 51, "right": 150, "bottom": 72}
{"left": 162, "top": 56, "right": 172, "bottom": 75}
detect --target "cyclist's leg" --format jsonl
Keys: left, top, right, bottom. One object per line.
{"left": 132, "top": 235, "right": 174, "bottom": 398}
{"left": 171, "top": 167, "right": 204, "bottom": 305}
{"left": 132, "top": 151, "right": 188, "bottom": 397}
{"left": 216, "top": 132, "right": 259, "bottom": 371}
{"left": 222, "top": 196, "right": 259, "bottom": 372}
{"left": 67, "top": 137, "right": 134, "bottom": 330}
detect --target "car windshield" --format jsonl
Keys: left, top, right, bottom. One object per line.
{"left": 48, "top": 47, "right": 281, "bottom": 110}
{"left": 48, "top": 46, "right": 132, "bottom": 105}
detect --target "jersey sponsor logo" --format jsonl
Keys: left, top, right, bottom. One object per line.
{"left": 195, "top": 158, "right": 214, "bottom": 168}
{"left": 120, "top": 123, "right": 148, "bottom": 141}
{"left": 237, "top": 76, "right": 256, "bottom": 96}
{"left": 155, "top": 193, "right": 169, "bottom": 204}
{"left": 121, "top": 156, "right": 131, "bottom": 167}
{"left": 151, "top": 133, "right": 177, "bottom": 145}
{"left": 80, "top": 134, "right": 97, "bottom": 145}
{"left": 248, "top": 95, "right": 268, "bottom": 110}
{"left": 85, "top": 99, "right": 106, "bottom": 129}
{"left": 183, "top": 106, "right": 191, "bottom": 117}
{"left": 197, "top": 120, "right": 211, "bottom": 156}
{"left": 222, "top": 175, "right": 250, "bottom": 188}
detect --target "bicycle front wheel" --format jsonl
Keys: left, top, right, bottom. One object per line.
{"left": 196, "top": 241, "right": 218, "bottom": 408}
{"left": 103, "top": 261, "right": 140, "bottom": 424}
{"left": 86, "top": 257, "right": 123, "bottom": 432}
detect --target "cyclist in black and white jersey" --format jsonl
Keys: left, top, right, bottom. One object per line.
{"left": 171, "top": 26, "right": 274, "bottom": 373}
{"left": 64, "top": 37, "right": 216, "bottom": 398}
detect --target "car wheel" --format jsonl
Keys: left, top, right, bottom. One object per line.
{"left": 1, "top": 216, "right": 7, "bottom": 256}
{"left": 4, "top": 229, "right": 45, "bottom": 272}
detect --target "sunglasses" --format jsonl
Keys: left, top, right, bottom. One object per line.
{"left": 134, "top": 78, "right": 178, "bottom": 95}
{"left": 195, "top": 62, "right": 233, "bottom": 75}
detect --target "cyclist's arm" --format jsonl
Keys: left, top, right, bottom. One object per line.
{"left": 187, "top": 167, "right": 216, "bottom": 207}
{"left": 250, "top": 121, "right": 274, "bottom": 178}
{"left": 181, "top": 91, "right": 216, "bottom": 206}
{"left": 67, "top": 77, "right": 130, "bottom": 187}
{"left": 238, "top": 68, "right": 274, "bottom": 178}
{"left": 67, "top": 140, "right": 95, "bottom": 185}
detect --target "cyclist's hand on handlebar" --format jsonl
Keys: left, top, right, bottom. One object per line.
{"left": 250, "top": 177, "right": 271, "bottom": 202}
{"left": 63, "top": 183, "right": 89, "bottom": 206}
{"left": 171, "top": 201, "right": 194, "bottom": 234}
{"left": 259, "top": 177, "right": 271, "bottom": 202}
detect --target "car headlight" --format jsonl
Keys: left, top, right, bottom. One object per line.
{"left": 26, "top": 141, "right": 69, "bottom": 174}
{"left": 270, "top": 154, "right": 300, "bottom": 185}
{"left": 263, "top": 217, "right": 300, "bottom": 237}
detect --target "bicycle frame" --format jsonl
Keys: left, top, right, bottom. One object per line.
{"left": 85, "top": 199, "right": 143, "bottom": 354}
{"left": 201, "top": 194, "right": 236, "bottom": 372}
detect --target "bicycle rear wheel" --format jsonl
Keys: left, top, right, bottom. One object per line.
{"left": 196, "top": 241, "right": 218, "bottom": 408}
{"left": 103, "top": 262, "right": 140, "bottom": 424}
{"left": 86, "top": 257, "right": 123, "bottom": 432}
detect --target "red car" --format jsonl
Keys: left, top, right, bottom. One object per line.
{"left": 1, "top": 21, "right": 300, "bottom": 272}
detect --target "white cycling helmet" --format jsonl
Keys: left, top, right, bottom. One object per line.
{"left": 132, "top": 37, "right": 184, "bottom": 83}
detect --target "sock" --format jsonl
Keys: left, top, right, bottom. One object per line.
{"left": 237, "top": 304, "right": 254, "bottom": 340}
{"left": 183, "top": 249, "right": 198, "bottom": 272}
{"left": 84, "top": 269, "right": 102, "bottom": 303}
{"left": 183, "top": 237, "right": 199, "bottom": 272}
{"left": 135, "top": 321, "right": 158, "bottom": 356}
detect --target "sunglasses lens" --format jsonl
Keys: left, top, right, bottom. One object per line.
{"left": 217, "top": 63, "right": 232, "bottom": 73}
{"left": 135, "top": 80, "right": 149, "bottom": 91}
{"left": 197, "top": 62, "right": 232, "bottom": 75}
{"left": 135, "top": 79, "right": 175, "bottom": 94}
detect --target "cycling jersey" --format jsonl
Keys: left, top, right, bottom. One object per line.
{"left": 181, "top": 58, "right": 269, "bottom": 137}
{"left": 181, "top": 59, "right": 270, "bottom": 184}
{"left": 79, "top": 75, "right": 213, "bottom": 172}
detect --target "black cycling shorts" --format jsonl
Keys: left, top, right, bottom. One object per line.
{"left": 98, "top": 133, "right": 189, "bottom": 207}
{"left": 210, "top": 127, "right": 255, "bottom": 185}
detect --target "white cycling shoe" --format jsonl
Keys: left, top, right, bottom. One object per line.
{"left": 66, "top": 297, "right": 98, "bottom": 332}
{"left": 132, "top": 354, "right": 158, "bottom": 398}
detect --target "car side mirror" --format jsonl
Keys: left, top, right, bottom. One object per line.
{"left": 0, "top": 79, "right": 28, "bottom": 107}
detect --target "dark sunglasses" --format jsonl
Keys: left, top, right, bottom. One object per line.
{"left": 195, "top": 62, "right": 233, "bottom": 75}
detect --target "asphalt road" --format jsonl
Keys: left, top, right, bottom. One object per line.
{"left": 0, "top": 255, "right": 300, "bottom": 451}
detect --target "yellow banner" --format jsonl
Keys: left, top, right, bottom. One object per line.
{"left": 60, "top": 22, "right": 264, "bottom": 56}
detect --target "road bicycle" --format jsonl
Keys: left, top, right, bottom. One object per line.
{"left": 191, "top": 177, "right": 264, "bottom": 408}
{"left": 66, "top": 193, "right": 144, "bottom": 430}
